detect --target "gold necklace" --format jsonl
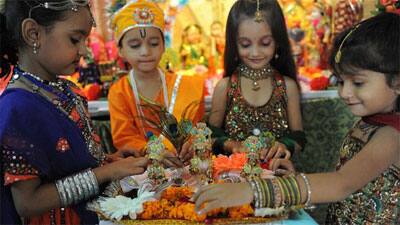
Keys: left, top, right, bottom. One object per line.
{"left": 238, "top": 64, "right": 273, "bottom": 91}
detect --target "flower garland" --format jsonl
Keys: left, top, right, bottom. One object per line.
{"left": 137, "top": 186, "right": 254, "bottom": 222}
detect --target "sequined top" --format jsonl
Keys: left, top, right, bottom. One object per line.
{"left": 223, "top": 72, "right": 289, "bottom": 141}
{"left": 1, "top": 68, "right": 103, "bottom": 225}
{"left": 326, "top": 120, "right": 400, "bottom": 225}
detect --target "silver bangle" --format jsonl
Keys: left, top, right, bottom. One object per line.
{"left": 247, "top": 178, "right": 261, "bottom": 208}
{"left": 87, "top": 169, "right": 99, "bottom": 196}
{"left": 299, "top": 173, "right": 311, "bottom": 206}
{"left": 73, "top": 174, "right": 84, "bottom": 201}
{"left": 83, "top": 170, "right": 95, "bottom": 197}
{"left": 77, "top": 172, "right": 90, "bottom": 200}
{"left": 62, "top": 178, "right": 73, "bottom": 206}
{"left": 55, "top": 169, "right": 98, "bottom": 207}
{"left": 55, "top": 179, "right": 68, "bottom": 207}
{"left": 66, "top": 176, "right": 79, "bottom": 204}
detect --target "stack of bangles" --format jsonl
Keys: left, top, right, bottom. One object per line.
{"left": 247, "top": 173, "right": 312, "bottom": 210}
{"left": 55, "top": 169, "right": 99, "bottom": 207}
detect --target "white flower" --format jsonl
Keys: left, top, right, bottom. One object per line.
{"left": 254, "top": 206, "right": 285, "bottom": 217}
{"left": 99, "top": 191, "right": 156, "bottom": 221}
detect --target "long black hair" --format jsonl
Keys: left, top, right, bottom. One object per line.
{"left": 329, "top": 12, "right": 400, "bottom": 111}
{"left": 224, "top": 0, "right": 297, "bottom": 82}
{"left": 0, "top": 0, "right": 78, "bottom": 78}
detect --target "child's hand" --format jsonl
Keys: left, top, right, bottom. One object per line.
{"left": 225, "top": 140, "right": 243, "bottom": 154}
{"left": 106, "top": 157, "right": 148, "bottom": 180}
{"left": 192, "top": 182, "right": 253, "bottom": 215}
{"left": 162, "top": 151, "right": 184, "bottom": 168}
{"left": 105, "top": 149, "right": 144, "bottom": 162}
{"left": 268, "top": 158, "right": 295, "bottom": 176}
{"left": 179, "top": 140, "right": 194, "bottom": 164}
{"left": 260, "top": 141, "right": 291, "bottom": 161}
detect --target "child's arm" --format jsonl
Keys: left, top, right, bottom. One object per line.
{"left": 303, "top": 126, "right": 399, "bottom": 203}
{"left": 10, "top": 157, "right": 148, "bottom": 218}
{"left": 283, "top": 77, "right": 303, "bottom": 153}
{"left": 284, "top": 77, "right": 303, "bottom": 132}
{"left": 208, "top": 77, "right": 229, "bottom": 128}
{"left": 260, "top": 77, "right": 303, "bottom": 160}
{"left": 194, "top": 126, "right": 399, "bottom": 212}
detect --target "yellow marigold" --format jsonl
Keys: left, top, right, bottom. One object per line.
{"left": 161, "top": 186, "right": 193, "bottom": 201}
{"left": 206, "top": 207, "right": 226, "bottom": 217}
{"left": 180, "top": 202, "right": 206, "bottom": 222}
{"left": 228, "top": 204, "right": 254, "bottom": 219}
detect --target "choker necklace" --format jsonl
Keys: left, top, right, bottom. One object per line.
{"left": 238, "top": 64, "right": 273, "bottom": 91}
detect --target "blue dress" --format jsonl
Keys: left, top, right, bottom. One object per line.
{"left": 0, "top": 68, "right": 105, "bottom": 224}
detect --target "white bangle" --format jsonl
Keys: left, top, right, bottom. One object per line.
{"left": 299, "top": 173, "right": 311, "bottom": 206}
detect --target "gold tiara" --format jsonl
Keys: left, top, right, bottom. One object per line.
{"left": 254, "top": 0, "right": 263, "bottom": 22}
{"left": 28, "top": 0, "right": 90, "bottom": 18}
{"left": 335, "top": 24, "right": 360, "bottom": 64}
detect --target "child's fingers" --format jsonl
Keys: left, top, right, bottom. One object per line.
{"left": 283, "top": 150, "right": 291, "bottom": 159}
{"left": 266, "top": 146, "right": 277, "bottom": 159}
{"left": 130, "top": 157, "right": 149, "bottom": 167}
{"left": 194, "top": 190, "right": 219, "bottom": 212}
{"left": 260, "top": 148, "right": 268, "bottom": 160}
{"left": 179, "top": 142, "right": 190, "bottom": 159}
{"left": 122, "top": 149, "right": 142, "bottom": 158}
{"left": 130, "top": 167, "right": 146, "bottom": 175}
{"left": 269, "top": 158, "right": 295, "bottom": 172}
{"left": 162, "top": 156, "right": 183, "bottom": 168}
{"left": 192, "top": 184, "right": 218, "bottom": 203}
{"left": 196, "top": 199, "right": 220, "bottom": 215}
{"left": 182, "top": 151, "right": 193, "bottom": 163}
{"left": 274, "top": 148, "right": 291, "bottom": 159}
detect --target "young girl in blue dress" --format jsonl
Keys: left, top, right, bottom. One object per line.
{"left": 0, "top": 1, "right": 148, "bottom": 224}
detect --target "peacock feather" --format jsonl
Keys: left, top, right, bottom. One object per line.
{"left": 138, "top": 100, "right": 202, "bottom": 153}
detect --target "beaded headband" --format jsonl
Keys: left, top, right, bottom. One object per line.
{"left": 334, "top": 24, "right": 360, "bottom": 64}
{"left": 28, "top": 0, "right": 94, "bottom": 25}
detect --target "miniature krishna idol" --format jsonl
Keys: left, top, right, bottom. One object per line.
{"left": 242, "top": 132, "right": 275, "bottom": 178}
{"left": 189, "top": 122, "right": 213, "bottom": 184}
{"left": 145, "top": 134, "right": 167, "bottom": 185}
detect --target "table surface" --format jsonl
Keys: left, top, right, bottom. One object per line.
{"left": 99, "top": 209, "right": 318, "bottom": 225}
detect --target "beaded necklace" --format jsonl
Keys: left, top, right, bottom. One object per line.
{"left": 12, "top": 67, "right": 105, "bottom": 163}
{"left": 238, "top": 64, "right": 273, "bottom": 91}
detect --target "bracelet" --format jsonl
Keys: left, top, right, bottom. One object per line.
{"left": 263, "top": 179, "right": 275, "bottom": 208}
{"left": 54, "top": 169, "right": 99, "bottom": 207}
{"left": 247, "top": 177, "right": 266, "bottom": 208}
{"left": 62, "top": 178, "right": 73, "bottom": 206}
{"left": 288, "top": 175, "right": 301, "bottom": 205}
{"left": 299, "top": 173, "right": 311, "bottom": 206}
{"left": 66, "top": 176, "right": 79, "bottom": 205}
{"left": 270, "top": 178, "right": 282, "bottom": 208}
{"left": 77, "top": 172, "right": 90, "bottom": 200}
{"left": 87, "top": 169, "right": 100, "bottom": 195}
{"left": 55, "top": 179, "right": 68, "bottom": 207}
{"left": 247, "top": 178, "right": 259, "bottom": 208}
{"left": 73, "top": 175, "right": 83, "bottom": 202}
